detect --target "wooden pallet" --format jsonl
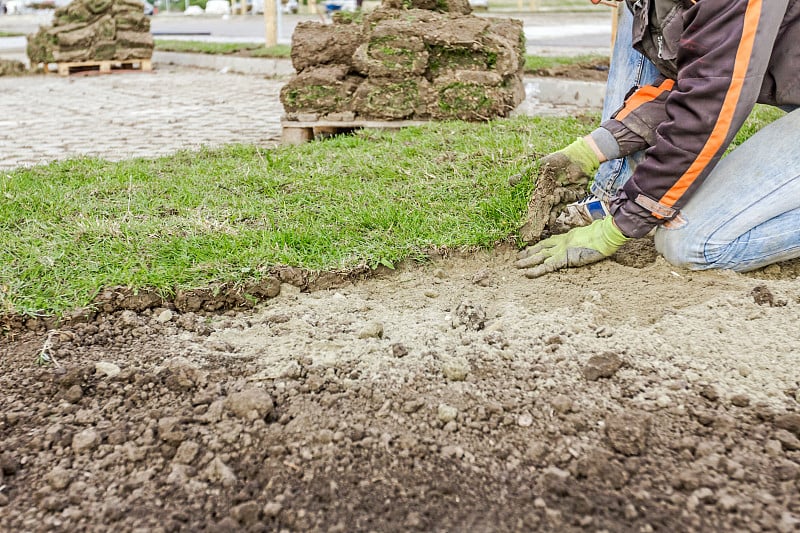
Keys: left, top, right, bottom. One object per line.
{"left": 281, "top": 119, "right": 430, "bottom": 145}
{"left": 54, "top": 59, "right": 152, "bottom": 76}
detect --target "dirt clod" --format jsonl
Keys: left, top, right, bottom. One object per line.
{"left": 605, "top": 412, "right": 651, "bottom": 456}
{"left": 71, "top": 428, "right": 99, "bottom": 454}
{"left": 0, "top": 453, "right": 20, "bottom": 475}
{"left": 582, "top": 351, "right": 623, "bottom": 381}
{"left": 225, "top": 388, "right": 274, "bottom": 421}
{"left": 358, "top": 321, "right": 384, "bottom": 339}
{"left": 453, "top": 300, "right": 486, "bottom": 330}
{"left": 775, "top": 414, "right": 800, "bottom": 436}
{"left": 442, "top": 356, "right": 470, "bottom": 381}
{"left": 752, "top": 284, "right": 775, "bottom": 306}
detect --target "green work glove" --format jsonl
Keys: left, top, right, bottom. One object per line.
{"left": 518, "top": 137, "right": 600, "bottom": 243}
{"left": 546, "top": 136, "right": 601, "bottom": 183}
{"left": 515, "top": 216, "right": 628, "bottom": 278}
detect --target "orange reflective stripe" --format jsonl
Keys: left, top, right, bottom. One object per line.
{"left": 615, "top": 78, "right": 675, "bottom": 121}
{"left": 661, "top": 0, "right": 762, "bottom": 208}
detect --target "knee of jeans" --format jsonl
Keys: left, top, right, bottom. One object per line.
{"left": 654, "top": 227, "right": 707, "bottom": 270}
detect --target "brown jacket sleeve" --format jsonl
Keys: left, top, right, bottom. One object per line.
{"left": 608, "top": 0, "right": 792, "bottom": 238}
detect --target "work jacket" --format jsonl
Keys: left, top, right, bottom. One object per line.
{"left": 606, "top": 0, "right": 800, "bottom": 238}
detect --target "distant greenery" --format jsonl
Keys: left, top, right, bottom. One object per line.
{"left": 249, "top": 44, "right": 293, "bottom": 58}
{"left": 728, "top": 104, "right": 786, "bottom": 152}
{"left": 0, "top": 31, "right": 25, "bottom": 37}
{"left": 154, "top": 40, "right": 291, "bottom": 57}
{"left": 524, "top": 54, "right": 608, "bottom": 72}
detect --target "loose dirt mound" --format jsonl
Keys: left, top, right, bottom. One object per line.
{"left": 3, "top": 242, "right": 800, "bottom": 531}
{"left": 26, "top": 0, "right": 153, "bottom": 65}
{"left": 280, "top": 5, "right": 525, "bottom": 121}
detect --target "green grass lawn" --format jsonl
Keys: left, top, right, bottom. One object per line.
{"left": 523, "top": 54, "right": 608, "bottom": 72}
{"left": 0, "top": 106, "right": 784, "bottom": 316}
{"left": 155, "top": 40, "right": 291, "bottom": 58}
{"left": 0, "top": 116, "right": 593, "bottom": 316}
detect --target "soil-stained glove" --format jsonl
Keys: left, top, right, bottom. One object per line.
{"left": 515, "top": 216, "right": 628, "bottom": 278}
{"left": 519, "top": 137, "right": 600, "bottom": 243}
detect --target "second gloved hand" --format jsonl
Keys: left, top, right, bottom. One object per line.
{"left": 515, "top": 216, "right": 629, "bottom": 278}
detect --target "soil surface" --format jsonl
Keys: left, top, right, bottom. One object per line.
{"left": 2, "top": 239, "right": 800, "bottom": 532}
{"left": 527, "top": 58, "right": 610, "bottom": 82}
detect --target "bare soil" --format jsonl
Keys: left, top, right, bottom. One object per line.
{"left": 2, "top": 239, "right": 800, "bottom": 532}
{"left": 528, "top": 58, "right": 610, "bottom": 82}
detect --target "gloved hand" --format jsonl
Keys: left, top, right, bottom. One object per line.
{"left": 515, "top": 216, "right": 628, "bottom": 278}
{"left": 519, "top": 137, "right": 599, "bottom": 244}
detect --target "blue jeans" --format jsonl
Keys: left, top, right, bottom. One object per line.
{"left": 590, "top": 5, "right": 660, "bottom": 202}
{"left": 654, "top": 108, "right": 800, "bottom": 271}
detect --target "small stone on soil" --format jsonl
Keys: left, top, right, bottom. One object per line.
{"left": 764, "top": 439, "right": 784, "bottom": 456}
{"left": 72, "top": 428, "right": 99, "bottom": 454}
{"left": 751, "top": 285, "right": 775, "bottom": 306}
{"left": 442, "top": 357, "right": 470, "bottom": 381}
{"left": 775, "top": 413, "right": 800, "bottom": 437}
{"left": 699, "top": 384, "right": 721, "bottom": 402}
{"left": 174, "top": 441, "right": 200, "bottom": 464}
{"left": 729, "top": 393, "right": 750, "bottom": 407}
{"left": 605, "top": 412, "right": 651, "bottom": 456}
{"left": 452, "top": 301, "right": 486, "bottom": 330}
{"left": 358, "top": 322, "right": 384, "bottom": 339}
{"left": 263, "top": 501, "right": 282, "bottom": 518}
{"left": 224, "top": 388, "right": 274, "bottom": 420}
{"left": 391, "top": 343, "right": 409, "bottom": 358}
{"left": 64, "top": 384, "right": 83, "bottom": 403}
{"left": 582, "top": 352, "right": 622, "bottom": 381}
{"left": 517, "top": 412, "right": 533, "bottom": 427}
{"left": 95, "top": 361, "right": 121, "bottom": 378}
{"left": 155, "top": 309, "right": 174, "bottom": 323}
{"left": 774, "top": 429, "right": 800, "bottom": 451}
{"left": 551, "top": 395, "right": 573, "bottom": 414}
{"left": 655, "top": 395, "right": 672, "bottom": 408}
{"left": 437, "top": 404, "right": 458, "bottom": 423}
{"left": 0, "top": 453, "right": 19, "bottom": 475}
{"left": 46, "top": 467, "right": 72, "bottom": 490}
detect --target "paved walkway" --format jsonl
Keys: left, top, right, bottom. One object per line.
{"left": 0, "top": 65, "right": 285, "bottom": 170}
{"left": 0, "top": 9, "right": 609, "bottom": 171}
{"left": 0, "top": 60, "right": 602, "bottom": 171}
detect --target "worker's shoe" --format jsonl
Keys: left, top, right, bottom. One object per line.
{"left": 553, "top": 193, "right": 610, "bottom": 232}
{"left": 519, "top": 138, "right": 600, "bottom": 243}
